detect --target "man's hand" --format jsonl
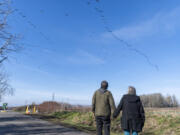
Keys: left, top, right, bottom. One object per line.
{"left": 92, "top": 112, "right": 95, "bottom": 119}
{"left": 111, "top": 115, "right": 115, "bottom": 121}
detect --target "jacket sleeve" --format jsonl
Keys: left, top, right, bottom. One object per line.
{"left": 92, "top": 92, "right": 96, "bottom": 113}
{"left": 139, "top": 99, "right": 145, "bottom": 125}
{"left": 113, "top": 96, "right": 124, "bottom": 118}
{"left": 109, "top": 92, "right": 116, "bottom": 115}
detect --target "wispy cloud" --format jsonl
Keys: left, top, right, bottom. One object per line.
{"left": 102, "top": 7, "right": 180, "bottom": 41}
{"left": 67, "top": 50, "right": 105, "bottom": 65}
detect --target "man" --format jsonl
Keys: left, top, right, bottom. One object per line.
{"left": 92, "top": 80, "right": 116, "bottom": 135}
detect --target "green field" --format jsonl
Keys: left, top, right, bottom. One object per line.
{"left": 33, "top": 108, "right": 180, "bottom": 135}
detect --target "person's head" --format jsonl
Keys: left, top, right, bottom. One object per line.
{"left": 101, "top": 80, "right": 108, "bottom": 89}
{"left": 128, "top": 86, "right": 136, "bottom": 95}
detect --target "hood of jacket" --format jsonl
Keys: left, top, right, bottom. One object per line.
{"left": 98, "top": 88, "right": 107, "bottom": 94}
{"left": 124, "top": 94, "right": 140, "bottom": 103}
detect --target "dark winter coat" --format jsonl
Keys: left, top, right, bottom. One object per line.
{"left": 113, "top": 94, "right": 145, "bottom": 132}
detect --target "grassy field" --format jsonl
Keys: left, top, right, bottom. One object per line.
{"left": 32, "top": 108, "right": 180, "bottom": 135}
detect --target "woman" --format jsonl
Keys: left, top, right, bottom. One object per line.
{"left": 113, "top": 86, "right": 145, "bottom": 135}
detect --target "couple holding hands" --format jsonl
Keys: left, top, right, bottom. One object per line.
{"left": 92, "top": 81, "right": 145, "bottom": 135}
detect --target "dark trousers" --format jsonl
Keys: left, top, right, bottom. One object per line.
{"left": 96, "top": 116, "right": 111, "bottom": 135}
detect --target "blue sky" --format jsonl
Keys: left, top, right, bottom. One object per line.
{"left": 2, "top": 0, "right": 180, "bottom": 106}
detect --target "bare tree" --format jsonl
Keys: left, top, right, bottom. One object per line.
{"left": 165, "top": 95, "right": 173, "bottom": 107}
{"left": 0, "top": 0, "right": 19, "bottom": 101}
{"left": 0, "top": 0, "right": 19, "bottom": 64}
{"left": 0, "top": 71, "right": 14, "bottom": 101}
{"left": 172, "top": 95, "right": 178, "bottom": 107}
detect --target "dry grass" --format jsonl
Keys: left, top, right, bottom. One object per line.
{"left": 140, "top": 108, "right": 180, "bottom": 135}
{"left": 30, "top": 108, "right": 180, "bottom": 135}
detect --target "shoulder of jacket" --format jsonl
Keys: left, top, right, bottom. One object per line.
{"left": 95, "top": 90, "right": 100, "bottom": 94}
{"left": 136, "top": 95, "right": 141, "bottom": 100}
{"left": 136, "top": 95, "right": 140, "bottom": 98}
{"left": 122, "top": 94, "right": 129, "bottom": 100}
{"left": 106, "top": 90, "right": 112, "bottom": 95}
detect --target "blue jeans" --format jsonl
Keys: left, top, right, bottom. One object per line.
{"left": 124, "top": 130, "right": 138, "bottom": 135}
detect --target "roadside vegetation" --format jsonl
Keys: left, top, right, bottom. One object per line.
{"left": 22, "top": 107, "right": 180, "bottom": 135}
{"left": 50, "top": 108, "right": 180, "bottom": 135}
{"left": 13, "top": 99, "right": 180, "bottom": 135}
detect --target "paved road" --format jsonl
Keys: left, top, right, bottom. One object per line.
{"left": 0, "top": 111, "right": 90, "bottom": 135}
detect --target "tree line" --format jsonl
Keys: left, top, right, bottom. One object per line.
{"left": 140, "top": 93, "right": 179, "bottom": 108}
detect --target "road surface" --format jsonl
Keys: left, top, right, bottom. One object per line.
{"left": 0, "top": 111, "right": 90, "bottom": 135}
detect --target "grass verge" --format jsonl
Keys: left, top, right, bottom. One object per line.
{"left": 30, "top": 108, "right": 180, "bottom": 135}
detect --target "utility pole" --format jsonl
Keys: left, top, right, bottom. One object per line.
{"left": 52, "top": 93, "right": 55, "bottom": 101}
{"left": 52, "top": 93, "right": 55, "bottom": 112}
